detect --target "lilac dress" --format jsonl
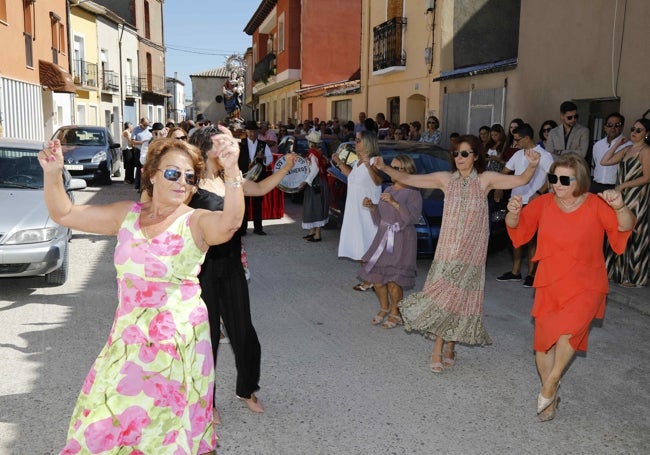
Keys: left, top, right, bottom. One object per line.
{"left": 359, "top": 186, "right": 422, "bottom": 288}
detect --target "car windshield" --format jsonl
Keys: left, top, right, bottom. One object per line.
{"left": 0, "top": 147, "right": 44, "bottom": 189}
{"left": 55, "top": 128, "right": 107, "bottom": 146}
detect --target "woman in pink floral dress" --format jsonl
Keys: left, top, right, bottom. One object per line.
{"left": 39, "top": 133, "right": 244, "bottom": 455}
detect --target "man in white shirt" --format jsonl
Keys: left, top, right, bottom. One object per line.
{"left": 238, "top": 120, "right": 273, "bottom": 235}
{"left": 496, "top": 124, "right": 554, "bottom": 287}
{"left": 590, "top": 112, "right": 628, "bottom": 193}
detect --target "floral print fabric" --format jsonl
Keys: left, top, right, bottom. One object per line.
{"left": 60, "top": 203, "right": 216, "bottom": 455}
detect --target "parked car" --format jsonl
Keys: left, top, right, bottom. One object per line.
{"left": 0, "top": 138, "right": 86, "bottom": 285}
{"left": 52, "top": 125, "right": 121, "bottom": 185}
{"left": 326, "top": 140, "right": 508, "bottom": 257}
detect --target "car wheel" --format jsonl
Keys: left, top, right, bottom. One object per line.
{"left": 45, "top": 244, "right": 69, "bottom": 286}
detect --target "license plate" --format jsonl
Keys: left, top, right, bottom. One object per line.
{"left": 64, "top": 164, "right": 84, "bottom": 171}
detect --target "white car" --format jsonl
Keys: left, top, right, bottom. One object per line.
{"left": 0, "top": 138, "right": 86, "bottom": 285}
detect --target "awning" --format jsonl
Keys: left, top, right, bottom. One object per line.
{"left": 39, "top": 60, "right": 76, "bottom": 93}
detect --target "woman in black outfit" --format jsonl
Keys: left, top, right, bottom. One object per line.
{"left": 189, "top": 126, "right": 295, "bottom": 418}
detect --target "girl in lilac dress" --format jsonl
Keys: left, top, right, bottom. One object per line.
{"left": 359, "top": 155, "right": 422, "bottom": 329}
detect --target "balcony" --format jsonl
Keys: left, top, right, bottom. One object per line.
{"left": 253, "top": 53, "right": 276, "bottom": 84}
{"left": 141, "top": 73, "right": 167, "bottom": 95}
{"left": 124, "top": 76, "right": 141, "bottom": 97}
{"left": 373, "top": 17, "right": 407, "bottom": 73}
{"left": 73, "top": 59, "right": 98, "bottom": 88}
{"left": 102, "top": 70, "right": 120, "bottom": 92}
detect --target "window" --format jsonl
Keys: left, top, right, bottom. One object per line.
{"left": 278, "top": 14, "right": 285, "bottom": 53}
{"left": 50, "top": 12, "right": 62, "bottom": 64}
{"left": 144, "top": 1, "right": 150, "bottom": 39}
{"left": 333, "top": 100, "right": 352, "bottom": 124}
{"left": 23, "top": 0, "right": 34, "bottom": 67}
{"left": 0, "top": 0, "right": 7, "bottom": 23}
{"left": 146, "top": 52, "right": 152, "bottom": 91}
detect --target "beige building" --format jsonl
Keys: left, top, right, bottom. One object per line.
{"left": 350, "top": 0, "right": 650, "bottom": 150}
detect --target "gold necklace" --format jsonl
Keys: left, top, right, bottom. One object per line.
{"left": 556, "top": 194, "right": 584, "bottom": 209}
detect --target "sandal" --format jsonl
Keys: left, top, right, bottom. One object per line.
{"left": 430, "top": 353, "right": 444, "bottom": 373}
{"left": 353, "top": 282, "right": 374, "bottom": 292}
{"left": 443, "top": 348, "right": 456, "bottom": 367}
{"left": 371, "top": 310, "right": 389, "bottom": 325}
{"left": 381, "top": 314, "right": 403, "bottom": 329}
{"left": 302, "top": 234, "right": 315, "bottom": 239}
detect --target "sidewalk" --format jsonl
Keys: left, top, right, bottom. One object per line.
{"left": 607, "top": 281, "right": 650, "bottom": 316}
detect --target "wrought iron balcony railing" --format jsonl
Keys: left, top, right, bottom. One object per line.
{"left": 73, "top": 59, "right": 98, "bottom": 87}
{"left": 373, "top": 17, "right": 407, "bottom": 72}
{"left": 142, "top": 73, "right": 166, "bottom": 94}
{"left": 102, "top": 70, "right": 120, "bottom": 92}
{"left": 253, "top": 53, "right": 276, "bottom": 83}
{"left": 124, "top": 76, "right": 141, "bottom": 96}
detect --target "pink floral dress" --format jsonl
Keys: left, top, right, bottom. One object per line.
{"left": 60, "top": 203, "right": 216, "bottom": 455}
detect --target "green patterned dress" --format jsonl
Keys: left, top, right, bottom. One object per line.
{"left": 606, "top": 154, "right": 649, "bottom": 286}
{"left": 60, "top": 203, "right": 216, "bottom": 455}
{"left": 399, "top": 170, "right": 492, "bottom": 345}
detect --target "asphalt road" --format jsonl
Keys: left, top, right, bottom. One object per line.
{"left": 1, "top": 181, "right": 649, "bottom": 454}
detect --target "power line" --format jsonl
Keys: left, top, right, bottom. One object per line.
{"left": 165, "top": 43, "right": 242, "bottom": 56}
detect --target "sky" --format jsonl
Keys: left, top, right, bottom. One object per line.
{"left": 163, "top": 0, "right": 262, "bottom": 93}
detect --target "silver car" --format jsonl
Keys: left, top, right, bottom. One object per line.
{"left": 0, "top": 138, "right": 86, "bottom": 285}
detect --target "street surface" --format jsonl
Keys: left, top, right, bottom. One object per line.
{"left": 1, "top": 182, "right": 649, "bottom": 454}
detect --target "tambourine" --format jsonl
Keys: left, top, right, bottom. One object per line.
{"left": 273, "top": 155, "right": 310, "bottom": 193}
{"left": 244, "top": 162, "right": 264, "bottom": 181}
{"left": 336, "top": 142, "right": 358, "bottom": 166}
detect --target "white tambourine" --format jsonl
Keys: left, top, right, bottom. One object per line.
{"left": 273, "top": 155, "right": 310, "bottom": 193}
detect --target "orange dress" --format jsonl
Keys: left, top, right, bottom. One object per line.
{"left": 507, "top": 194, "right": 632, "bottom": 352}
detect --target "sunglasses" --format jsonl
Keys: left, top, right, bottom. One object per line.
{"left": 630, "top": 127, "right": 645, "bottom": 134}
{"left": 452, "top": 150, "right": 475, "bottom": 158}
{"left": 174, "top": 135, "right": 187, "bottom": 140}
{"left": 158, "top": 168, "right": 197, "bottom": 185}
{"left": 548, "top": 173, "right": 576, "bottom": 186}
{"left": 355, "top": 138, "right": 362, "bottom": 143}
{"left": 391, "top": 166, "right": 405, "bottom": 171}
{"left": 198, "top": 122, "right": 209, "bottom": 126}
{"left": 565, "top": 114, "right": 579, "bottom": 121}
{"left": 542, "top": 127, "right": 553, "bottom": 133}
{"left": 605, "top": 122, "right": 622, "bottom": 128}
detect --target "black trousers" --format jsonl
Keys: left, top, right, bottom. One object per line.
{"left": 199, "top": 261, "right": 261, "bottom": 399}
{"left": 240, "top": 196, "right": 264, "bottom": 233}
{"left": 123, "top": 148, "right": 135, "bottom": 183}
{"left": 590, "top": 179, "right": 615, "bottom": 194}
{"left": 133, "top": 149, "right": 142, "bottom": 189}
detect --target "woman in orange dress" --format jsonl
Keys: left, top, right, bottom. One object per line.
{"left": 505, "top": 153, "right": 635, "bottom": 422}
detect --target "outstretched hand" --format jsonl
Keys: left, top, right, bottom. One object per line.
{"left": 282, "top": 152, "right": 297, "bottom": 170}
{"left": 372, "top": 157, "right": 386, "bottom": 172}
{"left": 598, "top": 189, "right": 625, "bottom": 209}
{"left": 213, "top": 125, "right": 241, "bottom": 173}
{"left": 38, "top": 140, "right": 64, "bottom": 174}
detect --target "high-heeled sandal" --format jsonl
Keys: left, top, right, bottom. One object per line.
{"left": 537, "top": 396, "right": 560, "bottom": 422}
{"left": 430, "top": 353, "right": 444, "bottom": 373}
{"left": 371, "top": 310, "right": 389, "bottom": 325}
{"left": 442, "top": 348, "right": 456, "bottom": 367}
{"left": 537, "top": 382, "right": 560, "bottom": 415}
{"left": 381, "top": 314, "right": 403, "bottom": 329}
{"left": 237, "top": 393, "right": 264, "bottom": 413}
{"left": 302, "top": 233, "right": 315, "bottom": 239}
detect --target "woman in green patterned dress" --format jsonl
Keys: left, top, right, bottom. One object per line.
{"left": 375, "top": 135, "right": 540, "bottom": 373}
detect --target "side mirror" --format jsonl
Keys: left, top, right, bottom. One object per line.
{"left": 68, "top": 178, "right": 87, "bottom": 191}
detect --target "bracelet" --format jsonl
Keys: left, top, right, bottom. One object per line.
{"left": 613, "top": 205, "right": 626, "bottom": 211}
{"left": 224, "top": 171, "right": 243, "bottom": 188}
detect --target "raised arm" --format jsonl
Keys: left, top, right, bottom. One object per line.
{"left": 374, "top": 157, "right": 449, "bottom": 190}
{"left": 616, "top": 147, "right": 650, "bottom": 191}
{"left": 600, "top": 137, "right": 630, "bottom": 166}
{"left": 39, "top": 140, "right": 132, "bottom": 235}
{"left": 244, "top": 153, "right": 297, "bottom": 196}
{"left": 196, "top": 126, "right": 245, "bottom": 246}
{"left": 485, "top": 149, "right": 540, "bottom": 191}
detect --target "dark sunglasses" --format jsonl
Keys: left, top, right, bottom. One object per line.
{"left": 605, "top": 122, "right": 622, "bottom": 128}
{"left": 565, "top": 114, "right": 579, "bottom": 121}
{"left": 548, "top": 173, "right": 576, "bottom": 186}
{"left": 158, "top": 168, "right": 197, "bottom": 185}
{"left": 174, "top": 135, "right": 187, "bottom": 140}
{"left": 355, "top": 138, "right": 362, "bottom": 143}
{"left": 542, "top": 127, "right": 553, "bottom": 133}
{"left": 198, "top": 122, "right": 209, "bottom": 126}
{"left": 630, "top": 127, "right": 645, "bottom": 134}
{"left": 391, "top": 166, "right": 405, "bottom": 171}
{"left": 452, "top": 150, "right": 475, "bottom": 158}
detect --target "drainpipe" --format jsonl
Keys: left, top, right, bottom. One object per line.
{"left": 66, "top": 0, "right": 75, "bottom": 124}
{"left": 118, "top": 23, "right": 124, "bottom": 128}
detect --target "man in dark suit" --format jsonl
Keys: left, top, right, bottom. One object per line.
{"left": 239, "top": 120, "right": 274, "bottom": 235}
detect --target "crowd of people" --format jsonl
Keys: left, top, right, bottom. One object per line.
{"left": 43, "top": 101, "right": 649, "bottom": 452}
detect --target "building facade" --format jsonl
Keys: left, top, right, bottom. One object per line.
{"left": 244, "top": 0, "right": 362, "bottom": 126}
{"left": 0, "top": 0, "right": 75, "bottom": 140}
